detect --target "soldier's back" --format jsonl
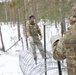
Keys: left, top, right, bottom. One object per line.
{"left": 63, "top": 25, "right": 76, "bottom": 75}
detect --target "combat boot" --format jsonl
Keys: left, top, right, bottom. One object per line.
{"left": 34, "top": 57, "right": 37, "bottom": 65}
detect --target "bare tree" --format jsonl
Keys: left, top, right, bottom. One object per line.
{"left": 28, "top": 0, "right": 38, "bottom": 24}
{"left": 22, "top": 0, "right": 28, "bottom": 49}
{"left": 0, "top": 27, "right": 5, "bottom": 51}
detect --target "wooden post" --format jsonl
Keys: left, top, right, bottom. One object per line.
{"left": 0, "top": 27, "right": 5, "bottom": 51}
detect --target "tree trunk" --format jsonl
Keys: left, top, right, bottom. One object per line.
{"left": 16, "top": 8, "right": 21, "bottom": 40}
{"left": 22, "top": 0, "right": 28, "bottom": 49}
{"left": 53, "top": 1, "right": 57, "bottom": 28}
{"left": 60, "top": 0, "right": 66, "bottom": 35}
{"left": 0, "top": 27, "right": 5, "bottom": 51}
{"left": 28, "top": 0, "right": 38, "bottom": 24}
{"left": 4, "top": 0, "right": 8, "bottom": 24}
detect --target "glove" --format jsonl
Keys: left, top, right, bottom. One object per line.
{"left": 28, "top": 36, "right": 33, "bottom": 42}
{"left": 51, "top": 35, "right": 61, "bottom": 46}
{"left": 40, "top": 35, "right": 42, "bottom": 40}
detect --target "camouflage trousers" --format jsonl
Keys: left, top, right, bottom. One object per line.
{"left": 30, "top": 39, "right": 44, "bottom": 62}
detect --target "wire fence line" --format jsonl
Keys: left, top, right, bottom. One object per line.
{"left": 19, "top": 49, "right": 67, "bottom": 75}
{"left": 19, "top": 24, "right": 68, "bottom": 75}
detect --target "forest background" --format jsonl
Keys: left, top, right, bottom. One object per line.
{"left": 0, "top": 0, "right": 76, "bottom": 50}
{"left": 0, "top": 0, "right": 75, "bottom": 23}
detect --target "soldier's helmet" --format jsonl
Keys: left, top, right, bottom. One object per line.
{"left": 29, "top": 15, "right": 35, "bottom": 20}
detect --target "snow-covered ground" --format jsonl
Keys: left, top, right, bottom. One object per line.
{"left": 0, "top": 23, "right": 23, "bottom": 75}
{"left": 0, "top": 50, "right": 23, "bottom": 75}
{"left": 0, "top": 21, "right": 69, "bottom": 75}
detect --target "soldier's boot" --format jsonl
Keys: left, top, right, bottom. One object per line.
{"left": 40, "top": 51, "right": 45, "bottom": 59}
{"left": 41, "top": 53, "right": 49, "bottom": 59}
{"left": 34, "top": 57, "right": 37, "bottom": 65}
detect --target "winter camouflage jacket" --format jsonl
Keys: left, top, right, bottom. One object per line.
{"left": 53, "top": 24, "right": 76, "bottom": 75}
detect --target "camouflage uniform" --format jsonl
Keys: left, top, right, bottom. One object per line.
{"left": 26, "top": 22, "right": 44, "bottom": 64}
{"left": 52, "top": 23, "right": 76, "bottom": 75}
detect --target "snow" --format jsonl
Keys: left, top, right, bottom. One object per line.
{"left": 19, "top": 21, "right": 68, "bottom": 75}
{"left": 0, "top": 23, "right": 23, "bottom": 75}
{"left": 0, "top": 21, "right": 69, "bottom": 75}
{"left": 0, "top": 51, "right": 23, "bottom": 75}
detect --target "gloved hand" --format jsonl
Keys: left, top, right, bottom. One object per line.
{"left": 40, "top": 35, "right": 42, "bottom": 40}
{"left": 51, "top": 35, "right": 61, "bottom": 46}
{"left": 28, "top": 36, "right": 33, "bottom": 42}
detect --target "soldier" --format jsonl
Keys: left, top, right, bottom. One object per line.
{"left": 52, "top": 3, "right": 76, "bottom": 75}
{"left": 26, "top": 15, "right": 44, "bottom": 64}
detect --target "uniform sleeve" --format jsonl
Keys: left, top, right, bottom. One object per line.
{"left": 37, "top": 25, "right": 42, "bottom": 36}
{"left": 53, "top": 38, "right": 66, "bottom": 61}
{"left": 26, "top": 24, "right": 31, "bottom": 38}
